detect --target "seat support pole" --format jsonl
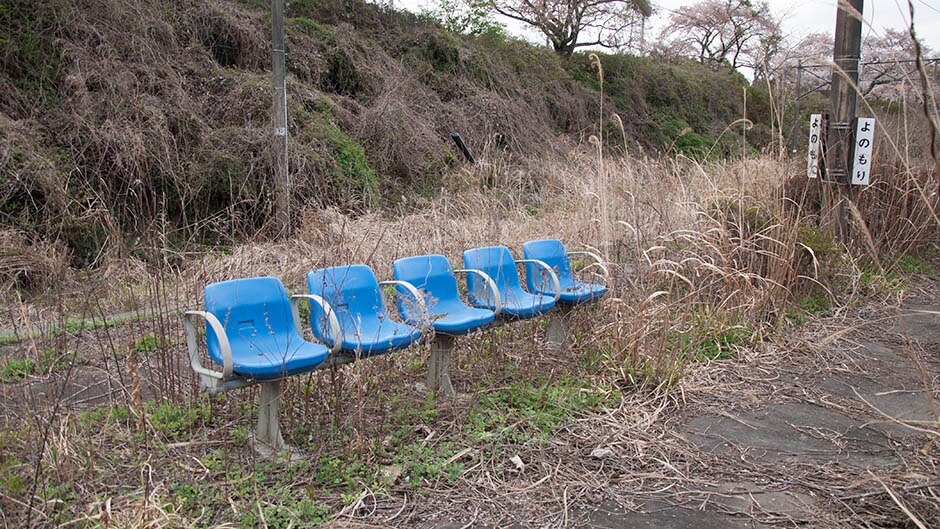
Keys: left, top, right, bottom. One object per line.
{"left": 255, "top": 380, "right": 286, "bottom": 453}
{"left": 546, "top": 306, "right": 572, "bottom": 353}
{"left": 428, "top": 334, "right": 456, "bottom": 398}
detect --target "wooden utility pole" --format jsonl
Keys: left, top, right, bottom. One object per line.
{"left": 788, "top": 60, "right": 803, "bottom": 154}
{"left": 742, "top": 87, "right": 748, "bottom": 158}
{"left": 824, "top": 0, "right": 864, "bottom": 243}
{"left": 271, "top": 0, "right": 290, "bottom": 237}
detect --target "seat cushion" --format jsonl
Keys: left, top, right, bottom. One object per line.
{"left": 556, "top": 281, "right": 607, "bottom": 305}
{"left": 521, "top": 239, "right": 574, "bottom": 293}
{"left": 470, "top": 286, "right": 556, "bottom": 319}
{"left": 229, "top": 336, "right": 330, "bottom": 380}
{"left": 308, "top": 265, "right": 422, "bottom": 355}
{"left": 430, "top": 304, "right": 496, "bottom": 335}
{"left": 205, "top": 276, "right": 329, "bottom": 380}
{"left": 463, "top": 246, "right": 556, "bottom": 320}
{"left": 523, "top": 239, "right": 608, "bottom": 306}
{"left": 338, "top": 318, "right": 422, "bottom": 356}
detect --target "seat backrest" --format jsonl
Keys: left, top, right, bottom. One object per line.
{"left": 306, "top": 265, "right": 386, "bottom": 343}
{"left": 393, "top": 254, "right": 462, "bottom": 319}
{"left": 462, "top": 246, "right": 523, "bottom": 301}
{"left": 522, "top": 239, "right": 574, "bottom": 291}
{"left": 204, "top": 276, "right": 299, "bottom": 362}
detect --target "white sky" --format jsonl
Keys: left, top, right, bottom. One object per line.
{"left": 397, "top": 0, "right": 940, "bottom": 53}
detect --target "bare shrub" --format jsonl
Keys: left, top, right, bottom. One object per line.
{"left": 0, "top": 229, "right": 69, "bottom": 295}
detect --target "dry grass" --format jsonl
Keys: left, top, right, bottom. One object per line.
{"left": 1, "top": 140, "right": 939, "bottom": 527}
{"left": 0, "top": 149, "right": 841, "bottom": 521}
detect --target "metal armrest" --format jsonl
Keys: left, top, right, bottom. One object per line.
{"left": 453, "top": 268, "right": 502, "bottom": 317}
{"left": 568, "top": 250, "right": 610, "bottom": 279}
{"left": 379, "top": 280, "right": 431, "bottom": 332}
{"left": 515, "top": 259, "right": 562, "bottom": 302}
{"left": 290, "top": 294, "right": 343, "bottom": 354}
{"left": 182, "top": 310, "right": 232, "bottom": 381}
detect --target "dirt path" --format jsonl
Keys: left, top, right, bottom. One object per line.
{"left": 579, "top": 306, "right": 940, "bottom": 528}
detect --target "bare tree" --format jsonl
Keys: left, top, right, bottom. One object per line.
{"left": 659, "top": 0, "right": 780, "bottom": 71}
{"left": 480, "top": 0, "right": 653, "bottom": 56}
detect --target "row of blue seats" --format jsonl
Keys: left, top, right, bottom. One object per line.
{"left": 184, "top": 240, "right": 609, "bottom": 385}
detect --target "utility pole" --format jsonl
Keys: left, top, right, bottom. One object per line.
{"left": 824, "top": 0, "right": 864, "bottom": 244}
{"left": 742, "top": 87, "right": 748, "bottom": 158}
{"left": 271, "top": 0, "right": 290, "bottom": 238}
{"left": 788, "top": 61, "right": 803, "bottom": 153}
{"left": 638, "top": 16, "right": 646, "bottom": 54}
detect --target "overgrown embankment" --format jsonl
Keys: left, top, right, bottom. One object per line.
{"left": 1, "top": 0, "right": 772, "bottom": 270}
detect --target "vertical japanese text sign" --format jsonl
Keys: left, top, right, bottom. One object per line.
{"left": 806, "top": 114, "right": 822, "bottom": 179}
{"left": 851, "top": 118, "right": 876, "bottom": 186}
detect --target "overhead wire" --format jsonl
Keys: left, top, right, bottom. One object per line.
{"left": 914, "top": 0, "right": 940, "bottom": 16}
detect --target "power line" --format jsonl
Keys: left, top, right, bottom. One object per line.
{"left": 915, "top": 0, "right": 940, "bottom": 16}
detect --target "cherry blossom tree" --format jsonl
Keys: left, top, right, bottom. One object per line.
{"left": 861, "top": 28, "right": 937, "bottom": 98}
{"left": 480, "top": 0, "right": 653, "bottom": 56}
{"left": 659, "top": 0, "right": 781, "bottom": 72}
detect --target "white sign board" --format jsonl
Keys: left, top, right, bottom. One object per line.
{"left": 806, "top": 114, "right": 822, "bottom": 179}
{"left": 851, "top": 117, "right": 876, "bottom": 186}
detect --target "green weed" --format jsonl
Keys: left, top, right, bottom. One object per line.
{"left": 296, "top": 298, "right": 311, "bottom": 327}
{"left": 894, "top": 253, "right": 934, "bottom": 276}
{"left": 466, "top": 376, "right": 614, "bottom": 444}
{"left": 232, "top": 425, "right": 251, "bottom": 446}
{"left": 800, "top": 294, "right": 832, "bottom": 316}
{"left": 860, "top": 267, "right": 903, "bottom": 293}
{"left": 668, "top": 310, "right": 751, "bottom": 361}
{"left": 696, "top": 326, "right": 749, "bottom": 360}
{"left": 0, "top": 358, "right": 34, "bottom": 383}
{"left": 292, "top": 104, "right": 378, "bottom": 207}
{"left": 622, "top": 356, "right": 685, "bottom": 390}
{"left": 1, "top": 347, "right": 76, "bottom": 383}
{"left": 0, "top": 458, "right": 26, "bottom": 496}
{"left": 365, "top": 394, "right": 472, "bottom": 488}
{"left": 577, "top": 346, "right": 608, "bottom": 371}
{"left": 396, "top": 439, "right": 464, "bottom": 487}
{"left": 200, "top": 449, "right": 229, "bottom": 473}
{"left": 239, "top": 492, "right": 331, "bottom": 528}
{"left": 287, "top": 17, "right": 337, "bottom": 44}
{"left": 169, "top": 459, "right": 334, "bottom": 527}
{"left": 135, "top": 332, "right": 160, "bottom": 356}
{"left": 407, "top": 355, "right": 426, "bottom": 375}
{"left": 146, "top": 400, "right": 210, "bottom": 440}
{"left": 315, "top": 454, "right": 369, "bottom": 490}
{"left": 857, "top": 254, "right": 933, "bottom": 294}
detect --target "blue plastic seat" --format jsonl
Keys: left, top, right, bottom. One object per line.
{"left": 393, "top": 254, "right": 498, "bottom": 335}
{"left": 306, "top": 265, "right": 423, "bottom": 356}
{"left": 199, "top": 277, "right": 330, "bottom": 380}
{"left": 522, "top": 239, "right": 608, "bottom": 305}
{"left": 462, "top": 246, "right": 558, "bottom": 319}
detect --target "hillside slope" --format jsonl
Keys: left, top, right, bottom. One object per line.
{"left": 1, "top": 0, "right": 766, "bottom": 264}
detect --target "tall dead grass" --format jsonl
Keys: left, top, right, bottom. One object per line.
{"left": 5, "top": 131, "right": 940, "bottom": 527}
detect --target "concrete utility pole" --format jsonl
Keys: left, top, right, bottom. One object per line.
{"left": 824, "top": 0, "right": 864, "bottom": 243}
{"left": 271, "top": 0, "right": 290, "bottom": 237}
